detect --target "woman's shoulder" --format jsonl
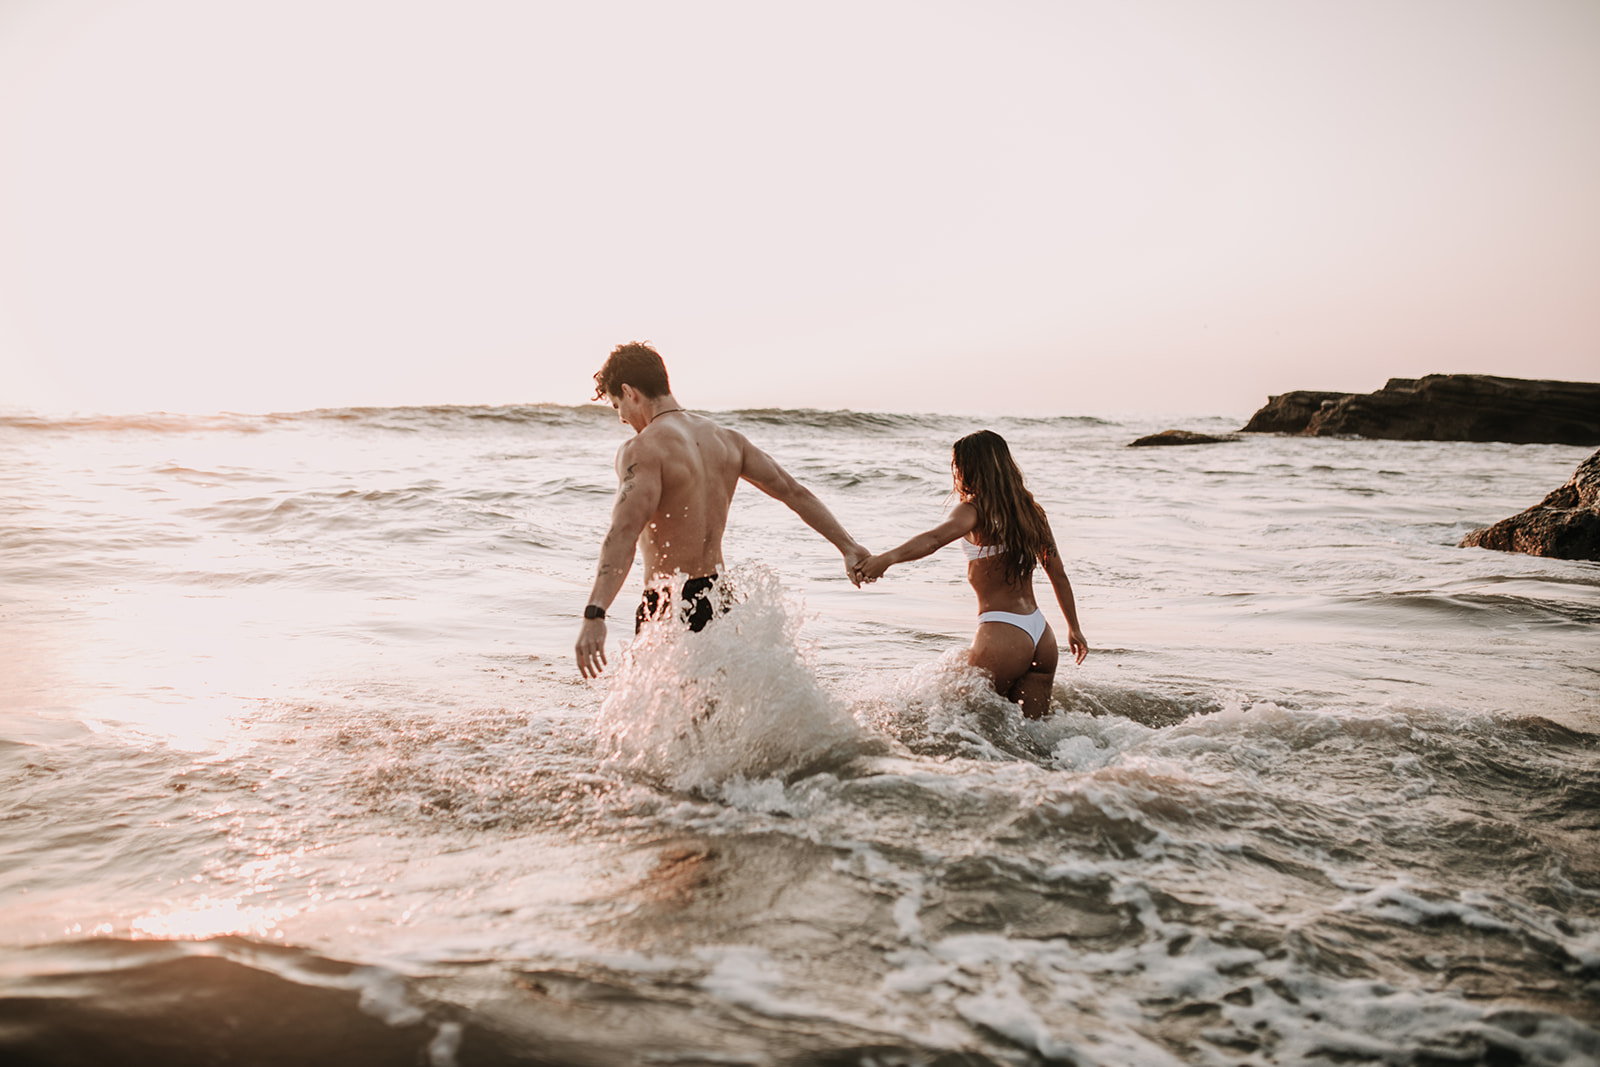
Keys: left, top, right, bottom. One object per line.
{"left": 946, "top": 499, "right": 979, "bottom": 530}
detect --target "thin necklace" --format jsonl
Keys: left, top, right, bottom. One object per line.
{"left": 647, "top": 407, "right": 685, "bottom": 425}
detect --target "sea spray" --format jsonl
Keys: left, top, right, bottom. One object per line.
{"left": 593, "top": 565, "right": 869, "bottom": 795}
{"left": 851, "top": 649, "right": 1054, "bottom": 763}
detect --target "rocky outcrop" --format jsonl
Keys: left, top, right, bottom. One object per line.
{"left": 1239, "top": 391, "right": 1354, "bottom": 434}
{"left": 1240, "top": 375, "right": 1600, "bottom": 444}
{"left": 1460, "top": 449, "right": 1600, "bottom": 560}
{"left": 1128, "top": 430, "right": 1235, "bottom": 447}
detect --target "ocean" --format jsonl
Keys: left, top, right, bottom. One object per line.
{"left": 1, "top": 404, "right": 1597, "bottom": 1066}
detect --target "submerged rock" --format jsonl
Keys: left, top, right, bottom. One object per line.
{"left": 1460, "top": 449, "right": 1600, "bottom": 561}
{"left": 1241, "top": 375, "right": 1600, "bottom": 444}
{"left": 1128, "top": 429, "right": 1235, "bottom": 447}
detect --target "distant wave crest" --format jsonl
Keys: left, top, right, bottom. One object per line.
{"left": 2, "top": 404, "right": 1121, "bottom": 435}
{"left": 727, "top": 408, "right": 1118, "bottom": 434}
{"left": 0, "top": 404, "right": 615, "bottom": 434}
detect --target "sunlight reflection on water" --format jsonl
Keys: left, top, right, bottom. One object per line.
{"left": 128, "top": 898, "right": 290, "bottom": 941}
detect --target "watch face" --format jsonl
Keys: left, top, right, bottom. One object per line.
{"left": 585, "top": 605, "right": 605, "bottom": 619}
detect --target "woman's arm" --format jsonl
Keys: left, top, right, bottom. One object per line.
{"left": 857, "top": 502, "right": 977, "bottom": 582}
{"left": 1040, "top": 527, "right": 1089, "bottom": 664}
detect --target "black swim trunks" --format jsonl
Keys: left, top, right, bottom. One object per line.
{"left": 635, "top": 575, "right": 729, "bottom": 634}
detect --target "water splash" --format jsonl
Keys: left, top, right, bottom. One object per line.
{"left": 594, "top": 566, "right": 870, "bottom": 795}
{"left": 851, "top": 650, "right": 1053, "bottom": 763}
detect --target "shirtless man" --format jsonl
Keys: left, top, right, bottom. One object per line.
{"left": 575, "top": 342, "right": 869, "bottom": 679}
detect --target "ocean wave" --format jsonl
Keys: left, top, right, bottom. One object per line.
{"left": 725, "top": 408, "right": 1122, "bottom": 436}
{"left": 1308, "top": 590, "right": 1600, "bottom": 630}
{"left": 723, "top": 408, "right": 967, "bottom": 434}
{"left": 295, "top": 403, "right": 617, "bottom": 432}
{"left": 0, "top": 938, "right": 460, "bottom": 1065}
{"left": 0, "top": 404, "right": 617, "bottom": 435}
{"left": 0, "top": 412, "right": 276, "bottom": 434}
{"left": 1, "top": 404, "right": 1127, "bottom": 438}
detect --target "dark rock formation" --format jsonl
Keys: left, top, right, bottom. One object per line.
{"left": 1128, "top": 430, "right": 1235, "bottom": 447}
{"left": 1240, "top": 375, "right": 1600, "bottom": 444}
{"left": 1461, "top": 449, "right": 1600, "bottom": 561}
{"left": 1238, "top": 391, "right": 1354, "bottom": 434}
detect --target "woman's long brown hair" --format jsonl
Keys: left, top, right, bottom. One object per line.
{"left": 952, "top": 430, "right": 1054, "bottom": 586}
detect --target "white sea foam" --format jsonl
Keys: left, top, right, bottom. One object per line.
{"left": 425, "top": 1022, "right": 463, "bottom": 1067}
{"left": 873, "top": 917, "right": 1600, "bottom": 1067}
{"left": 1335, "top": 881, "right": 1520, "bottom": 933}
{"left": 350, "top": 964, "right": 428, "bottom": 1026}
{"left": 696, "top": 945, "right": 811, "bottom": 1018}
{"left": 850, "top": 648, "right": 1053, "bottom": 762}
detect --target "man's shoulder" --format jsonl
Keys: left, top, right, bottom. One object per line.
{"left": 624, "top": 416, "right": 741, "bottom": 455}
{"left": 675, "top": 413, "right": 749, "bottom": 453}
{"left": 614, "top": 432, "right": 662, "bottom": 469}
{"left": 702, "top": 416, "right": 748, "bottom": 447}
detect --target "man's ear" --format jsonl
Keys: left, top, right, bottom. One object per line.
{"left": 618, "top": 383, "right": 640, "bottom": 404}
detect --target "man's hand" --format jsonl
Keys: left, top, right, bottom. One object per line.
{"left": 576, "top": 617, "right": 608, "bottom": 678}
{"left": 844, "top": 544, "right": 870, "bottom": 587}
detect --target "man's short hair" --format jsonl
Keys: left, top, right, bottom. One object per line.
{"left": 593, "top": 342, "right": 671, "bottom": 401}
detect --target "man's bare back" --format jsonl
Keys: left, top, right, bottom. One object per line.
{"left": 620, "top": 409, "right": 741, "bottom": 580}
{"left": 575, "top": 343, "right": 868, "bottom": 679}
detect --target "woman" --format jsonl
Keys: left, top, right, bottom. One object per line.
{"left": 856, "top": 430, "right": 1088, "bottom": 718}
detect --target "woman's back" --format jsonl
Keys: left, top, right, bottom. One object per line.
{"left": 961, "top": 529, "right": 1040, "bottom": 616}
{"left": 855, "top": 428, "right": 1088, "bottom": 718}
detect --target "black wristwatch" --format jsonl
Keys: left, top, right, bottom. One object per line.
{"left": 583, "top": 604, "right": 606, "bottom": 620}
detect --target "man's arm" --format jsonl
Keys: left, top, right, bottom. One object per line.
{"left": 575, "top": 442, "right": 662, "bottom": 678}
{"left": 737, "top": 436, "right": 868, "bottom": 583}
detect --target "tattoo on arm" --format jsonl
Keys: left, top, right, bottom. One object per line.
{"left": 616, "top": 463, "right": 638, "bottom": 505}
{"left": 596, "top": 532, "right": 619, "bottom": 577}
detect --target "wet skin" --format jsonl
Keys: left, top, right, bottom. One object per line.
{"left": 575, "top": 384, "right": 867, "bottom": 679}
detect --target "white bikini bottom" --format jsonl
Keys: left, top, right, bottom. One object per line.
{"left": 976, "top": 608, "right": 1047, "bottom": 649}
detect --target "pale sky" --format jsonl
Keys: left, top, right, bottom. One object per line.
{"left": 1, "top": 0, "right": 1596, "bottom": 417}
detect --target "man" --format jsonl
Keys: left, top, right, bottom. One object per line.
{"left": 575, "top": 342, "right": 870, "bottom": 679}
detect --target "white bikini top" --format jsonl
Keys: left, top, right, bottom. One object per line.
{"left": 961, "top": 539, "right": 1006, "bottom": 561}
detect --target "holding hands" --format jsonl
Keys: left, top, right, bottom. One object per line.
{"left": 852, "top": 552, "right": 890, "bottom": 585}
{"left": 843, "top": 544, "right": 871, "bottom": 587}
{"left": 842, "top": 542, "right": 891, "bottom": 586}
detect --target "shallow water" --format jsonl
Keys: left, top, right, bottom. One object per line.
{"left": 2, "top": 406, "right": 1597, "bottom": 1065}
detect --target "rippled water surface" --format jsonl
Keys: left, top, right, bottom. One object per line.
{"left": 2, "top": 406, "right": 1597, "bottom": 1066}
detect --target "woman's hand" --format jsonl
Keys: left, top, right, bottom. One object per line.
{"left": 1066, "top": 625, "right": 1089, "bottom": 665}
